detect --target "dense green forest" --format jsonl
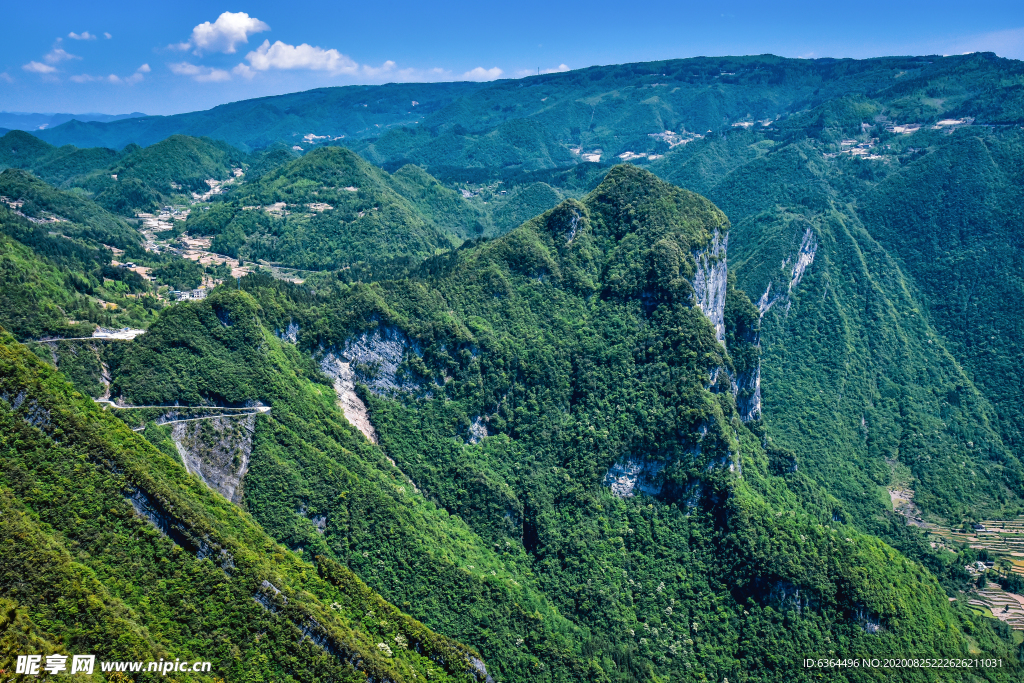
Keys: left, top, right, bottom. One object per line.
{"left": 0, "top": 331, "right": 495, "bottom": 682}
{"left": 98, "top": 168, "right": 1022, "bottom": 681}
{"left": 185, "top": 147, "right": 479, "bottom": 271}
{"left": 4, "top": 51, "right": 1024, "bottom": 682}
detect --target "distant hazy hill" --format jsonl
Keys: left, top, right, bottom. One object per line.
{"left": 0, "top": 110, "right": 145, "bottom": 131}
{"left": 34, "top": 82, "right": 485, "bottom": 151}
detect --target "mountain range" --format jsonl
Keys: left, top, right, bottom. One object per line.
{"left": 3, "top": 52, "right": 1024, "bottom": 681}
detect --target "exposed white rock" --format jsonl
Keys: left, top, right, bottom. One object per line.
{"left": 741, "top": 227, "right": 818, "bottom": 421}
{"left": 468, "top": 416, "right": 489, "bottom": 444}
{"left": 604, "top": 458, "right": 665, "bottom": 498}
{"left": 690, "top": 228, "right": 729, "bottom": 343}
{"left": 739, "top": 365, "right": 762, "bottom": 421}
{"left": 788, "top": 228, "right": 817, "bottom": 292}
{"left": 173, "top": 414, "right": 256, "bottom": 504}
{"left": 338, "top": 326, "right": 424, "bottom": 396}
{"left": 277, "top": 320, "right": 299, "bottom": 343}
{"left": 756, "top": 227, "right": 819, "bottom": 317}
{"left": 757, "top": 282, "right": 777, "bottom": 315}
{"left": 319, "top": 353, "right": 378, "bottom": 443}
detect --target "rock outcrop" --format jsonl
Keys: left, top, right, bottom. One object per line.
{"left": 172, "top": 414, "right": 256, "bottom": 504}
{"left": 604, "top": 458, "right": 666, "bottom": 498}
{"left": 757, "top": 227, "right": 818, "bottom": 316}
{"left": 691, "top": 228, "right": 728, "bottom": 344}
{"left": 740, "top": 227, "right": 819, "bottom": 421}
{"left": 319, "top": 325, "right": 427, "bottom": 442}
{"left": 335, "top": 326, "right": 424, "bottom": 396}
{"left": 319, "top": 354, "right": 378, "bottom": 443}
{"left": 468, "top": 416, "right": 489, "bottom": 444}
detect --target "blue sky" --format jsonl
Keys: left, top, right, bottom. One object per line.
{"left": 2, "top": 1, "right": 1024, "bottom": 116}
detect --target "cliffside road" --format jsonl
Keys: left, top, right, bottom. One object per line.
{"left": 128, "top": 411, "right": 268, "bottom": 431}
{"left": 94, "top": 400, "right": 270, "bottom": 412}
{"left": 38, "top": 328, "right": 147, "bottom": 342}
{"left": 91, "top": 399, "right": 271, "bottom": 430}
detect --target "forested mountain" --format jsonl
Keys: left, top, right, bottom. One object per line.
{"left": 183, "top": 146, "right": 486, "bottom": 273}
{"left": 0, "top": 332, "right": 494, "bottom": 683}
{"left": 73, "top": 167, "right": 1019, "bottom": 681}
{"left": 4, "top": 51, "right": 1024, "bottom": 681}
{"left": 31, "top": 53, "right": 1024, "bottom": 168}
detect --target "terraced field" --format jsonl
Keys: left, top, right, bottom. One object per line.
{"left": 969, "top": 590, "right": 1024, "bottom": 630}
{"left": 891, "top": 489, "right": 1024, "bottom": 629}
{"left": 930, "top": 518, "right": 1024, "bottom": 577}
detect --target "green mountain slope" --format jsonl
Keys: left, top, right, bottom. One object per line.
{"left": 0, "top": 130, "right": 123, "bottom": 189}
{"left": 0, "top": 130, "right": 247, "bottom": 216}
{"left": 0, "top": 330, "right": 493, "bottom": 683}
{"left": 105, "top": 286, "right": 597, "bottom": 681}
{"left": 186, "top": 147, "right": 481, "bottom": 273}
{"left": 857, "top": 131, "right": 1024, "bottom": 456}
{"left": 637, "top": 108, "right": 1024, "bottom": 532}
{"left": 72, "top": 135, "right": 246, "bottom": 215}
{"left": 0, "top": 168, "right": 140, "bottom": 250}
{"left": 30, "top": 53, "right": 1024, "bottom": 181}
{"left": 0, "top": 199, "right": 164, "bottom": 341}
{"left": 105, "top": 167, "right": 1021, "bottom": 681}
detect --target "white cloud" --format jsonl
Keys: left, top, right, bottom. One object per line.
{"left": 516, "top": 64, "right": 571, "bottom": 77}
{"left": 124, "top": 64, "right": 149, "bottom": 84}
{"left": 23, "top": 61, "right": 57, "bottom": 74}
{"left": 169, "top": 61, "right": 231, "bottom": 82}
{"left": 232, "top": 63, "right": 256, "bottom": 79}
{"left": 461, "top": 66, "right": 503, "bottom": 81}
{"left": 0, "top": 72, "right": 13, "bottom": 83}
{"left": 187, "top": 12, "right": 269, "bottom": 54}
{"left": 44, "top": 48, "right": 81, "bottom": 64}
{"left": 68, "top": 31, "right": 96, "bottom": 40}
{"left": 245, "top": 39, "right": 358, "bottom": 74}
{"left": 69, "top": 64, "right": 148, "bottom": 85}
{"left": 104, "top": 32, "right": 112, "bottom": 39}
{"left": 362, "top": 60, "right": 397, "bottom": 78}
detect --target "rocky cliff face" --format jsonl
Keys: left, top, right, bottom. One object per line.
{"left": 318, "top": 324, "right": 427, "bottom": 441}
{"left": 603, "top": 458, "right": 666, "bottom": 497}
{"left": 172, "top": 414, "right": 255, "bottom": 504}
{"left": 319, "top": 353, "right": 379, "bottom": 443}
{"left": 468, "top": 416, "right": 489, "bottom": 444}
{"left": 737, "top": 227, "right": 819, "bottom": 422}
{"left": 276, "top": 320, "right": 300, "bottom": 343}
{"left": 757, "top": 227, "right": 818, "bottom": 316}
{"left": 335, "top": 326, "right": 425, "bottom": 396}
{"left": 691, "top": 228, "right": 729, "bottom": 344}
{"left": 735, "top": 364, "right": 762, "bottom": 422}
